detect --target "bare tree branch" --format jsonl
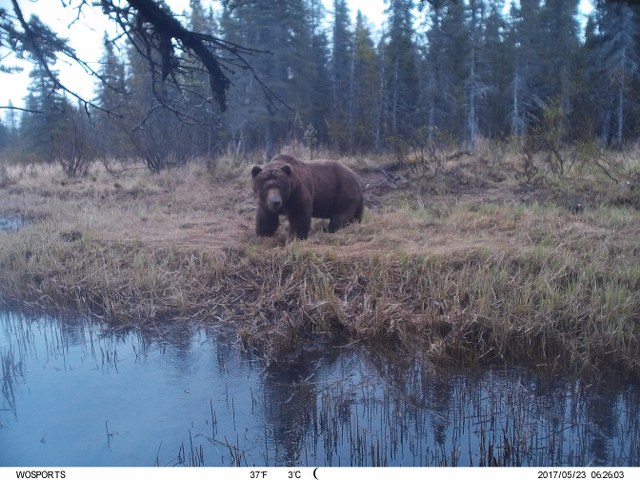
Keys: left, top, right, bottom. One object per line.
{"left": 0, "top": 105, "right": 42, "bottom": 113}
{"left": 9, "top": 0, "right": 94, "bottom": 106}
{"left": 1, "top": 0, "right": 282, "bottom": 123}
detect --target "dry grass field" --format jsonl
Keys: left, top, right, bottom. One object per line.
{"left": 0, "top": 145, "right": 639, "bottom": 378}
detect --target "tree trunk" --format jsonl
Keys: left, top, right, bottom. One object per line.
{"left": 375, "top": 44, "right": 385, "bottom": 152}
{"left": 616, "top": 77, "right": 624, "bottom": 147}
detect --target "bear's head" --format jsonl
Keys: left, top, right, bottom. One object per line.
{"left": 251, "top": 164, "right": 293, "bottom": 214}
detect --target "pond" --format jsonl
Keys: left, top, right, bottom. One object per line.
{"left": 0, "top": 215, "right": 23, "bottom": 231}
{"left": 0, "top": 310, "right": 638, "bottom": 467}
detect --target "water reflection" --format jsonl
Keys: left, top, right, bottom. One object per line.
{"left": 0, "top": 215, "right": 23, "bottom": 231}
{"left": 0, "top": 311, "right": 638, "bottom": 467}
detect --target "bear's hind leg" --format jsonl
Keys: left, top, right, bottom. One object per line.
{"left": 354, "top": 197, "right": 364, "bottom": 222}
{"left": 328, "top": 203, "right": 362, "bottom": 232}
{"left": 328, "top": 213, "right": 351, "bottom": 233}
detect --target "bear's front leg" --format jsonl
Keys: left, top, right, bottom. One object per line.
{"left": 287, "top": 210, "right": 312, "bottom": 240}
{"left": 256, "top": 209, "right": 280, "bottom": 237}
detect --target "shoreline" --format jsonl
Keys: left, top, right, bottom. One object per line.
{"left": 0, "top": 159, "right": 638, "bottom": 380}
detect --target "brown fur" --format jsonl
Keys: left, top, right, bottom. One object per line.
{"left": 251, "top": 154, "right": 364, "bottom": 240}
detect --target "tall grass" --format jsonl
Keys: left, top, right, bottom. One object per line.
{"left": 0, "top": 160, "right": 638, "bottom": 378}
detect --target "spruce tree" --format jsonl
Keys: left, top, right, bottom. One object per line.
{"left": 464, "top": 0, "right": 487, "bottom": 148}
{"left": 539, "top": 0, "right": 580, "bottom": 117}
{"left": 185, "top": 0, "right": 222, "bottom": 158}
{"left": 328, "top": 0, "right": 353, "bottom": 152}
{"left": 305, "top": 0, "right": 332, "bottom": 148}
{"left": 436, "top": 1, "right": 469, "bottom": 138}
{"left": 351, "top": 11, "right": 380, "bottom": 152}
{"left": 422, "top": 4, "right": 448, "bottom": 144}
{"left": 588, "top": 1, "right": 640, "bottom": 147}
{"left": 222, "top": 0, "right": 320, "bottom": 156}
{"left": 507, "top": 0, "right": 545, "bottom": 137}
{"left": 384, "top": 0, "right": 419, "bottom": 139}
{"left": 95, "top": 33, "right": 128, "bottom": 159}
{"left": 482, "top": 1, "right": 511, "bottom": 139}
{"left": 0, "top": 118, "right": 7, "bottom": 153}
{"left": 19, "top": 64, "right": 69, "bottom": 161}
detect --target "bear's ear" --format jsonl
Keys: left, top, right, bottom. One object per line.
{"left": 281, "top": 164, "right": 293, "bottom": 176}
{"left": 251, "top": 166, "right": 262, "bottom": 178}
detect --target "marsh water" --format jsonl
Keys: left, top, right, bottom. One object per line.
{"left": 0, "top": 310, "right": 638, "bottom": 467}
{"left": 0, "top": 215, "right": 23, "bottom": 231}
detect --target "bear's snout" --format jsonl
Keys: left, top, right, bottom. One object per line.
{"left": 267, "top": 188, "right": 283, "bottom": 212}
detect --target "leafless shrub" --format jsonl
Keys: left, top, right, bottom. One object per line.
{"left": 51, "top": 108, "right": 97, "bottom": 178}
{"left": 518, "top": 102, "right": 575, "bottom": 181}
{"left": 389, "top": 127, "right": 445, "bottom": 180}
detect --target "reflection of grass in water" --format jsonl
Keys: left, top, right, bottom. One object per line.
{"left": 157, "top": 432, "right": 246, "bottom": 467}
{"left": 2, "top": 310, "right": 637, "bottom": 467}
{"left": 323, "top": 355, "right": 640, "bottom": 467}
{"left": 1, "top": 346, "right": 23, "bottom": 413}
{"left": 1, "top": 314, "right": 40, "bottom": 417}
{"left": 158, "top": 352, "right": 640, "bottom": 467}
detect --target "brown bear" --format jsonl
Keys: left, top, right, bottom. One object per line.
{"left": 251, "top": 154, "right": 364, "bottom": 240}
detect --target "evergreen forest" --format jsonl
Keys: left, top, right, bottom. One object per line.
{"left": 1, "top": 0, "right": 639, "bottom": 174}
